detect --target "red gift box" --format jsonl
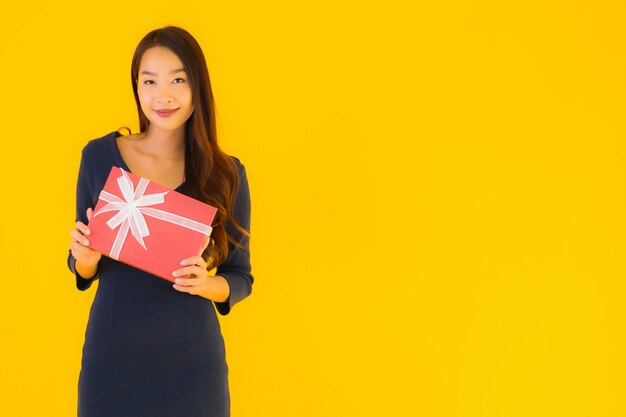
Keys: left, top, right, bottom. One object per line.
{"left": 86, "top": 166, "right": 218, "bottom": 283}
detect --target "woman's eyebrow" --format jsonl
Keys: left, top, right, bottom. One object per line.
{"left": 140, "top": 68, "right": 186, "bottom": 76}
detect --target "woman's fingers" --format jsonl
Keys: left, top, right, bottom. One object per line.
{"left": 180, "top": 255, "right": 206, "bottom": 268}
{"left": 173, "top": 265, "right": 206, "bottom": 279}
{"left": 173, "top": 275, "right": 207, "bottom": 287}
{"left": 70, "top": 240, "right": 95, "bottom": 257}
{"left": 70, "top": 240, "right": 102, "bottom": 267}
{"left": 172, "top": 272, "right": 207, "bottom": 296}
{"left": 75, "top": 220, "right": 91, "bottom": 236}
{"left": 172, "top": 255, "right": 209, "bottom": 294}
{"left": 70, "top": 239, "right": 88, "bottom": 254}
{"left": 173, "top": 255, "right": 207, "bottom": 277}
{"left": 70, "top": 228, "right": 90, "bottom": 246}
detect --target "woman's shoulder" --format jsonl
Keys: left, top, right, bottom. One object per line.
{"left": 229, "top": 154, "right": 241, "bottom": 165}
{"left": 81, "top": 130, "right": 118, "bottom": 158}
{"left": 228, "top": 155, "right": 249, "bottom": 186}
{"left": 227, "top": 154, "right": 245, "bottom": 172}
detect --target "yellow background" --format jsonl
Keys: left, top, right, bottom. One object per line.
{"left": 1, "top": 1, "right": 625, "bottom": 416}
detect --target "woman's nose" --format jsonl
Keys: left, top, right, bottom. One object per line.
{"left": 156, "top": 84, "right": 174, "bottom": 103}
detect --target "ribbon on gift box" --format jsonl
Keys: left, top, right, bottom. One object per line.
{"left": 93, "top": 167, "right": 213, "bottom": 260}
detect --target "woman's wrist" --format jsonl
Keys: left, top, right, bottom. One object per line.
{"left": 75, "top": 258, "right": 98, "bottom": 280}
{"left": 198, "top": 275, "right": 230, "bottom": 302}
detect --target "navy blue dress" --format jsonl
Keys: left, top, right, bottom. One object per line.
{"left": 67, "top": 131, "right": 254, "bottom": 417}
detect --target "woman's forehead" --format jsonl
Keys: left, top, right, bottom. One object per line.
{"left": 139, "top": 47, "right": 185, "bottom": 74}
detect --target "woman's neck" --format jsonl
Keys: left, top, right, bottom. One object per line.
{"left": 141, "top": 126, "right": 186, "bottom": 159}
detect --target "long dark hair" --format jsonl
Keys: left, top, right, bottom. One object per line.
{"left": 117, "top": 25, "right": 249, "bottom": 270}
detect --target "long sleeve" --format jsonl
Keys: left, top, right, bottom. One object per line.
{"left": 67, "top": 145, "right": 102, "bottom": 291}
{"left": 214, "top": 159, "right": 254, "bottom": 316}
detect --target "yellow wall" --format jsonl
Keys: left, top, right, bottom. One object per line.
{"left": 1, "top": 1, "right": 625, "bottom": 416}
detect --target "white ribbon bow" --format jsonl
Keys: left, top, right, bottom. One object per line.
{"left": 94, "top": 168, "right": 212, "bottom": 260}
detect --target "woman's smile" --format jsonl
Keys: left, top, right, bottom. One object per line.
{"left": 155, "top": 108, "right": 180, "bottom": 117}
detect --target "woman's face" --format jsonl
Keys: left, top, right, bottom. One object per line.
{"left": 136, "top": 46, "right": 194, "bottom": 133}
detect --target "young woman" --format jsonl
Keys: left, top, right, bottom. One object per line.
{"left": 67, "top": 26, "right": 253, "bottom": 417}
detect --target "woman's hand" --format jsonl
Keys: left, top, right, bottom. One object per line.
{"left": 69, "top": 207, "right": 102, "bottom": 268}
{"left": 172, "top": 254, "right": 211, "bottom": 295}
{"left": 172, "top": 237, "right": 214, "bottom": 296}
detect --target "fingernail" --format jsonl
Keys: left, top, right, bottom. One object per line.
{"left": 86, "top": 229, "right": 91, "bottom": 235}
{"left": 84, "top": 240, "right": 90, "bottom": 245}
{"left": 180, "top": 260, "right": 186, "bottom": 265}
{"left": 172, "top": 271, "right": 178, "bottom": 276}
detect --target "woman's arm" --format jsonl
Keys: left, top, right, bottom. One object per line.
{"left": 172, "top": 158, "right": 253, "bottom": 311}
{"left": 212, "top": 159, "right": 254, "bottom": 315}
{"left": 67, "top": 143, "right": 102, "bottom": 290}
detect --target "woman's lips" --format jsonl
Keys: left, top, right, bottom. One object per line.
{"left": 155, "top": 108, "right": 179, "bottom": 117}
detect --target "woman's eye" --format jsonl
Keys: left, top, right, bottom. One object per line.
{"left": 142, "top": 78, "right": 185, "bottom": 85}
